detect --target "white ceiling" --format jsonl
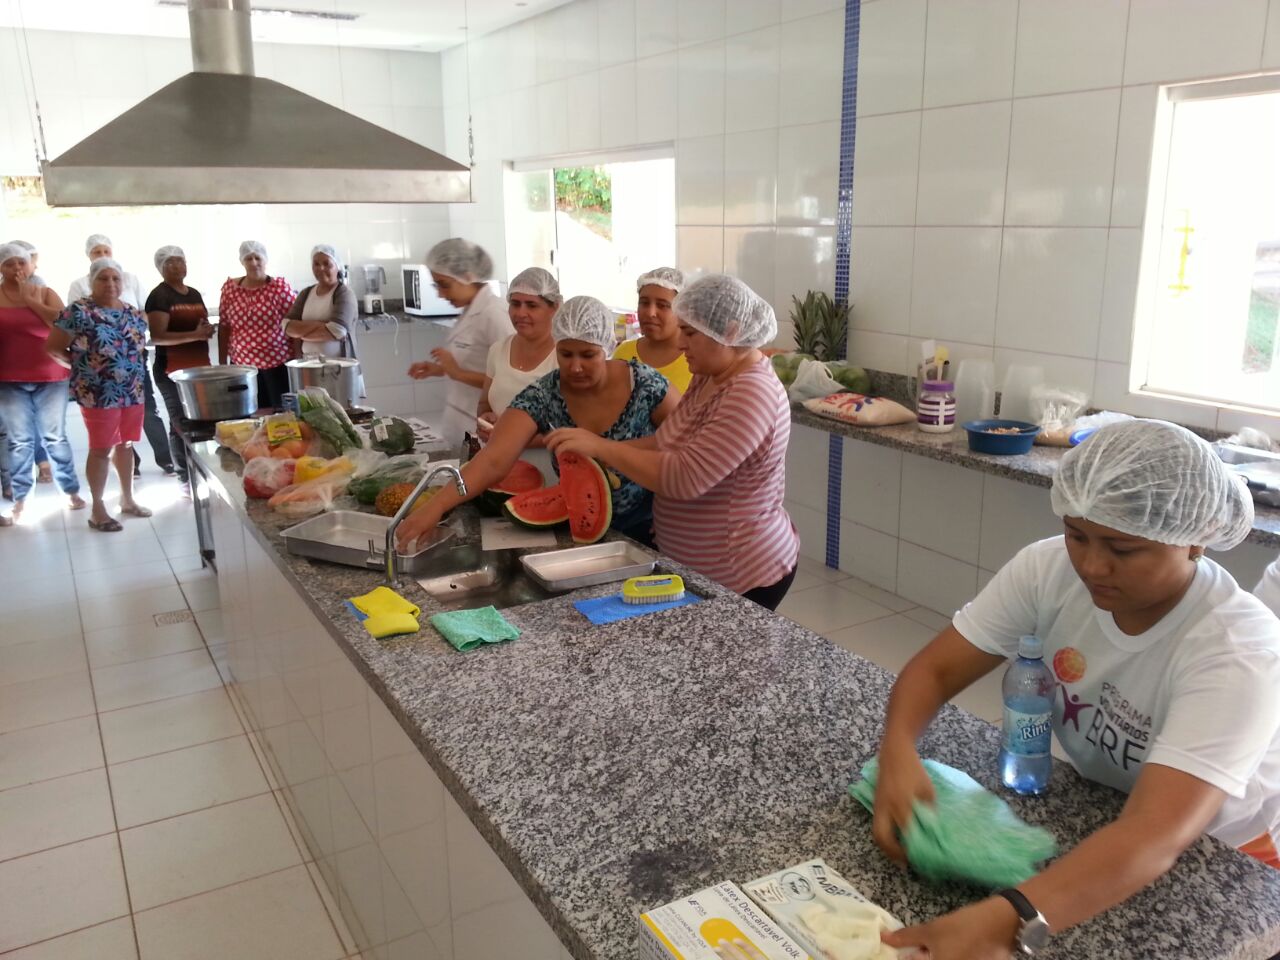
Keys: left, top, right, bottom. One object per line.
{"left": 0, "top": 0, "right": 571, "bottom": 52}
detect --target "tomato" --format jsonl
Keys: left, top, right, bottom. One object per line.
{"left": 241, "top": 439, "right": 270, "bottom": 461}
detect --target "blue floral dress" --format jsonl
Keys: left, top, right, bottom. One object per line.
{"left": 509, "top": 359, "right": 668, "bottom": 537}
{"left": 55, "top": 299, "right": 149, "bottom": 408}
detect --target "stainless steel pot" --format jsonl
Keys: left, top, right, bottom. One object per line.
{"left": 286, "top": 357, "right": 362, "bottom": 409}
{"left": 170, "top": 365, "right": 259, "bottom": 421}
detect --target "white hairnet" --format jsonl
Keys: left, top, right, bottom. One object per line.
{"left": 508, "top": 267, "right": 562, "bottom": 305}
{"left": 1051, "top": 419, "right": 1254, "bottom": 551}
{"left": 239, "top": 240, "right": 267, "bottom": 262}
{"left": 426, "top": 238, "right": 493, "bottom": 283}
{"left": 311, "top": 243, "right": 343, "bottom": 271}
{"left": 637, "top": 266, "right": 684, "bottom": 295}
{"left": 674, "top": 273, "right": 777, "bottom": 348}
{"left": 85, "top": 234, "right": 112, "bottom": 256}
{"left": 10, "top": 239, "right": 37, "bottom": 256}
{"left": 0, "top": 242, "right": 32, "bottom": 265}
{"left": 553, "top": 296, "right": 616, "bottom": 352}
{"left": 154, "top": 245, "right": 185, "bottom": 272}
{"left": 88, "top": 257, "right": 124, "bottom": 284}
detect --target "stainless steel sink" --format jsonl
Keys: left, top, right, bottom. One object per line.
{"left": 1215, "top": 441, "right": 1280, "bottom": 465}
{"left": 415, "top": 544, "right": 552, "bottom": 611}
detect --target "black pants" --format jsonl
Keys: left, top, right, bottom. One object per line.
{"left": 256, "top": 365, "right": 290, "bottom": 410}
{"left": 152, "top": 360, "right": 189, "bottom": 482}
{"left": 743, "top": 566, "right": 797, "bottom": 611}
{"left": 136, "top": 350, "right": 174, "bottom": 472}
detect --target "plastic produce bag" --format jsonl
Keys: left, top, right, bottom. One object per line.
{"left": 1030, "top": 386, "right": 1090, "bottom": 447}
{"left": 849, "top": 757, "right": 1057, "bottom": 889}
{"left": 243, "top": 457, "right": 296, "bottom": 499}
{"left": 347, "top": 454, "right": 432, "bottom": 505}
{"left": 239, "top": 412, "right": 330, "bottom": 461}
{"left": 268, "top": 470, "right": 353, "bottom": 518}
{"left": 297, "top": 387, "right": 364, "bottom": 455}
{"left": 788, "top": 358, "right": 844, "bottom": 403}
{"left": 215, "top": 418, "right": 259, "bottom": 455}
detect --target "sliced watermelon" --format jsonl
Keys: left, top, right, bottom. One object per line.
{"left": 504, "top": 485, "right": 569, "bottom": 528}
{"left": 557, "top": 451, "right": 612, "bottom": 544}
{"left": 477, "top": 458, "right": 545, "bottom": 515}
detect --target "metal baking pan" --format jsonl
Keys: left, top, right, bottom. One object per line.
{"left": 520, "top": 541, "right": 656, "bottom": 592}
{"left": 281, "top": 511, "right": 454, "bottom": 572}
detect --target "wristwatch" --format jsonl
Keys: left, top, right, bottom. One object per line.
{"left": 995, "top": 888, "right": 1052, "bottom": 956}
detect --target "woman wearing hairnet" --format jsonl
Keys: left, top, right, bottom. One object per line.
{"left": 869, "top": 420, "right": 1280, "bottom": 959}
{"left": 613, "top": 267, "right": 692, "bottom": 393}
{"left": 546, "top": 275, "right": 800, "bottom": 609}
{"left": 476, "top": 267, "right": 561, "bottom": 443}
{"left": 396, "top": 296, "right": 679, "bottom": 551}
{"left": 408, "top": 239, "right": 513, "bottom": 448}
{"left": 283, "top": 244, "right": 360, "bottom": 363}
{"left": 217, "top": 241, "right": 296, "bottom": 409}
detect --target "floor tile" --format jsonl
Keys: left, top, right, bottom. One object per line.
{"left": 91, "top": 649, "right": 221, "bottom": 713}
{"left": 71, "top": 538, "right": 169, "bottom": 573}
{"left": 168, "top": 554, "right": 216, "bottom": 586}
{"left": 1, "top": 606, "right": 84, "bottom": 647}
{"left": 120, "top": 793, "right": 302, "bottom": 910}
{"left": 826, "top": 613, "right": 937, "bottom": 676}
{"left": 0, "top": 768, "right": 116, "bottom": 863}
{"left": 796, "top": 554, "right": 851, "bottom": 583}
{"left": 78, "top": 584, "right": 190, "bottom": 631}
{"left": 133, "top": 864, "right": 345, "bottom": 960}
{"left": 305, "top": 859, "right": 358, "bottom": 955}
{"left": 74, "top": 561, "right": 179, "bottom": 602}
{"left": 901, "top": 606, "right": 952, "bottom": 632}
{"left": 837, "top": 577, "right": 918, "bottom": 613}
{"left": 0, "top": 634, "right": 88, "bottom": 686}
{"left": 0, "top": 834, "right": 130, "bottom": 953}
{"left": 99, "top": 688, "right": 243, "bottom": 765}
{"left": 951, "top": 667, "right": 1005, "bottom": 725}
{"left": 776, "top": 582, "right": 896, "bottom": 634}
{"left": 179, "top": 579, "right": 221, "bottom": 613}
{"left": 193, "top": 609, "right": 225, "bottom": 644}
{"left": 160, "top": 533, "right": 201, "bottom": 560}
{"left": 3, "top": 550, "right": 73, "bottom": 587}
{"left": 3, "top": 575, "right": 75, "bottom": 614}
{"left": 0, "top": 670, "right": 96, "bottom": 734}
{"left": 110, "top": 736, "right": 270, "bottom": 829}
{"left": 0, "top": 715, "right": 103, "bottom": 792}
{"left": 84, "top": 620, "right": 206, "bottom": 670}
{"left": 0, "top": 918, "right": 137, "bottom": 960}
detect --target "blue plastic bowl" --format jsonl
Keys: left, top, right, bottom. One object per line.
{"left": 962, "top": 419, "right": 1041, "bottom": 455}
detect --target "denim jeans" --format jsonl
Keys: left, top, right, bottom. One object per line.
{"left": 0, "top": 381, "right": 81, "bottom": 502}
{"left": 152, "top": 360, "right": 189, "bottom": 481}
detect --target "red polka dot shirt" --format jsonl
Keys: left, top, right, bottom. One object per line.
{"left": 218, "top": 276, "right": 296, "bottom": 369}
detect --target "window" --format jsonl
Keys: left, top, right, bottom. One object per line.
{"left": 1134, "top": 74, "right": 1280, "bottom": 413}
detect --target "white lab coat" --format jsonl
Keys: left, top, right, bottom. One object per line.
{"left": 438, "top": 284, "right": 512, "bottom": 449}
{"left": 1256, "top": 558, "right": 1280, "bottom": 618}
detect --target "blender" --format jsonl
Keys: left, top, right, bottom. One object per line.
{"left": 361, "top": 264, "right": 386, "bottom": 314}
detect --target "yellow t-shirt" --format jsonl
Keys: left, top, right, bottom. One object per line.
{"left": 613, "top": 338, "right": 692, "bottom": 394}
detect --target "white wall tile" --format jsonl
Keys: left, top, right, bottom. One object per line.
{"left": 506, "top": 20, "right": 540, "bottom": 90}
{"left": 724, "top": 129, "right": 778, "bottom": 225}
{"left": 995, "top": 348, "right": 1097, "bottom": 399}
{"left": 723, "top": 227, "right": 777, "bottom": 304}
{"left": 727, "top": 0, "right": 781, "bottom": 35}
{"left": 899, "top": 456, "right": 983, "bottom": 563}
{"left": 1013, "top": 0, "right": 1128, "bottom": 97}
{"left": 566, "top": 73, "right": 602, "bottom": 151}
{"left": 896, "top": 542, "right": 979, "bottom": 617}
{"left": 1212, "top": 539, "right": 1277, "bottom": 596}
{"left": 915, "top": 101, "right": 1011, "bottom": 226}
{"left": 535, "top": 6, "right": 568, "bottom": 83}
{"left": 848, "top": 330, "right": 912, "bottom": 375}
{"left": 679, "top": 0, "right": 727, "bottom": 46}
{"left": 725, "top": 27, "right": 780, "bottom": 133}
{"left": 636, "top": 0, "right": 679, "bottom": 57}
{"left": 536, "top": 80, "right": 570, "bottom": 155}
{"left": 1266, "top": 0, "right": 1280, "bottom": 68}
{"left": 839, "top": 438, "right": 903, "bottom": 537}
{"left": 775, "top": 227, "right": 836, "bottom": 302}
{"left": 850, "top": 226, "right": 914, "bottom": 335}
{"left": 1111, "top": 85, "right": 1158, "bottom": 229}
{"left": 909, "top": 227, "right": 1001, "bottom": 345}
{"left": 677, "top": 225, "right": 724, "bottom": 274}
{"left": 143, "top": 36, "right": 192, "bottom": 94}
{"left": 598, "top": 63, "right": 638, "bottom": 147}
{"left": 995, "top": 228, "right": 1108, "bottom": 357}
{"left": 786, "top": 500, "right": 828, "bottom": 563}
{"left": 777, "top": 121, "right": 839, "bottom": 226}
{"left": 779, "top": 10, "right": 844, "bottom": 126}
{"left": 389, "top": 51, "right": 444, "bottom": 108}
{"left": 921, "top": 0, "right": 1017, "bottom": 108}
{"left": 1093, "top": 360, "right": 1218, "bottom": 428}
{"left": 272, "top": 44, "right": 344, "bottom": 104}
{"left": 676, "top": 135, "right": 725, "bottom": 225}
{"left": 598, "top": 0, "right": 638, "bottom": 67}
{"left": 1097, "top": 228, "right": 1141, "bottom": 364}
{"left": 337, "top": 48, "right": 394, "bottom": 106}
{"left": 677, "top": 40, "right": 726, "bottom": 137}
{"left": 978, "top": 477, "right": 1058, "bottom": 571}
{"left": 782, "top": 0, "right": 844, "bottom": 19}
{"left": 1124, "top": 0, "right": 1269, "bottom": 85}
{"left": 1005, "top": 89, "right": 1120, "bottom": 227}
{"left": 856, "top": 0, "right": 927, "bottom": 117}
{"left": 636, "top": 52, "right": 679, "bottom": 141}
{"left": 784, "top": 423, "right": 830, "bottom": 509}
{"left": 561, "top": 0, "right": 601, "bottom": 77}
{"left": 838, "top": 520, "right": 901, "bottom": 593}
{"left": 850, "top": 112, "right": 920, "bottom": 226}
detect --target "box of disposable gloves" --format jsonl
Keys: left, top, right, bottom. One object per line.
{"left": 639, "top": 881, "right": 813, "bottom": 960}
{"left": 742, "top": 859, "right": 906, "bottom": 960}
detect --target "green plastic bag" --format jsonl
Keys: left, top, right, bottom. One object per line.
{"left": 849, "top": 757, "right": 1057, "bottom": 889}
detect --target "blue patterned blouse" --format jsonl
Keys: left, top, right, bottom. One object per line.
{"left": 55, "top": 299, "right": 149, "bottom": 408}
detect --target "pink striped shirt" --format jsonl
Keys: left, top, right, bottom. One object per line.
{"left": 653, "top": 357, "right": 799, "bottom": 594}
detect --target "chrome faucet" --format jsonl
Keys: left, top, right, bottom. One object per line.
{"left": 385, "top": 463, "right": 466, "bottom": 583}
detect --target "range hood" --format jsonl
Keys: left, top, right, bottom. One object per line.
{"left": 41, "top": 0, "right": 470, "bottom": 206}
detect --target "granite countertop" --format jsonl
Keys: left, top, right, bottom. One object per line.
{"left": 194, "top": 443, "right": 1280, "bottom": 960}
{"left": 792, "top": 406, "right": 1280, "bottom": 550}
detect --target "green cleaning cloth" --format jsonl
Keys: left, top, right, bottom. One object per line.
{"left": 429, "top": 605, "right": 520, "bottom": 652}
{"left": 849, "top": 757, "right": 1057, "bottom": 889}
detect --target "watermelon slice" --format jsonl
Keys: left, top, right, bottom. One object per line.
{"left": 556, "top": 451, "right": 612, "bottom": 544}
{"left": 504, "top": 485, "right": 569, "bottom": 528}
{"left": 477, "top": 458, "right": 545, "bottom": 516}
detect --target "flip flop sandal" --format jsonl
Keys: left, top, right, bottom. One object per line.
{"left": 119, "top": 504, "right": 153, "bottom": 518}
{"left": 88, "top": 517, "right": 123, "bottom": 532}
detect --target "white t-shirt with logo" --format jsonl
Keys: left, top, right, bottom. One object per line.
{"left": 954, "top": 536, "right": 1280, "bottom": 849}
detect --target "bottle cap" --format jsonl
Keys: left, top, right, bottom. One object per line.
{"left": 1018, "top": 635, "right": 1043, "bottom": 659}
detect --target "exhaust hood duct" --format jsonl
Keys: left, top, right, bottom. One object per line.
{"left": 41, "top": 0, "right": 471, "bottom": 206}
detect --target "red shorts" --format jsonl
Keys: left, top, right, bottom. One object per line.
{"left": 81, "top": 404, "right": 145, "bottom": 449}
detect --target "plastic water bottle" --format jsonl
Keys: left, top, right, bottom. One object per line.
{"left": 999, "top": 636, "right": 1054, "bottom": 795}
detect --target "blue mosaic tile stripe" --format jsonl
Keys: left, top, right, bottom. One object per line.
{"left": 826, "top": 0, "right": 860, "bottom": 571}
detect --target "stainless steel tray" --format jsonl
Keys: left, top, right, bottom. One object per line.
{"left": 520, "top": 541, "right": 656, "bottom": 592}
{"left": 281, "top": 511, "right": 454, "bottom": 571}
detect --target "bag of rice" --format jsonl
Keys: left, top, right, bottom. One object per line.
{"left": 804, "top": 393, "right": 915, "bottom": 427}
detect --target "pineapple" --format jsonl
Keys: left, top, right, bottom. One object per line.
{"left": 789, "top": 291, "right": 851, "bottom": 361}
{"left": 790, "top": 291, "right": 823, "bottom": 357}
{"left": 818, "top": 292, "right": 851, "bottom": 362}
